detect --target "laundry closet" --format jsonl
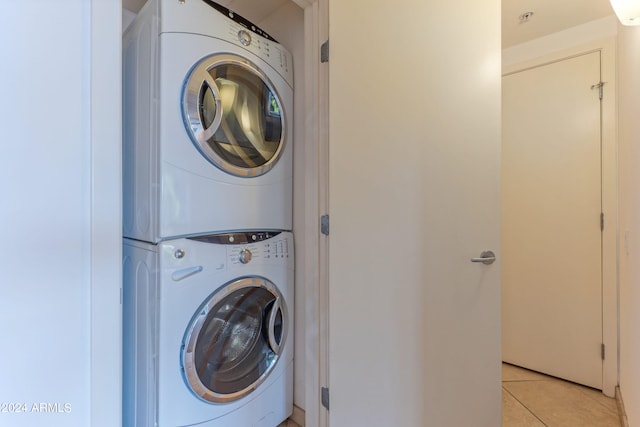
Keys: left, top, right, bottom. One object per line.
{"left": 121, "top": 1, "right": 317, "bottom": 425}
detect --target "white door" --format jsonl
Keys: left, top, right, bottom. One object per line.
{"left": 502, "top": 51, "right": 603, "bottom": 389}
{"left": 327, "top": 0, "right": 502, "bottom": 425}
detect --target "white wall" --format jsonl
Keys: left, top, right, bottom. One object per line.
{"left": 617, "top": 22, "right": 640, "bottom": 427}
{"left": 0, "top": 2, "right": 121, "bottom": 426}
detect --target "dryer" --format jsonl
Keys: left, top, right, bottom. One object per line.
{"left": 123, "top": 231, "right": 294, "bottom": 427}
{"left": 123, "top": 0, "right": 294, "bottom": 243}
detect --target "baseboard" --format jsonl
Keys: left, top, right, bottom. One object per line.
{"left": 615, "top": 386, "right": 629, "bottom": 427}
{"left": 290, "top": 405, "right": 305, "bottom": 426}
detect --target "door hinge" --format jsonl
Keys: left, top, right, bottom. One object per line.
{"left": 601, "top": 343, "right": 605, "bottom": 360}
{"left": 320, "top": 40, "right": 329, "bottom": 63}
{"left": 321, "top": 387, "right": 330, "bottom": 410}
{"left": 600, "top": 212, "right": 604, "bottom": 231}
{"left": 591, "top": 81, "right": 604, "bottom": 100}
{"left": 321, "top": 214, "right": 330, "bottom": 236}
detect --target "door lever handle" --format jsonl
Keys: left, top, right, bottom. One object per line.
{"left": 470, "top": 250, "right": 496, "bottom": 265}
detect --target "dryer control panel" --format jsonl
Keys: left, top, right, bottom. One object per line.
{"left": 201, "top": 0, "right": 293, "bottom": 84}
{"left": 223, "top": 21, "right": 292, "bottom": 84}
{"left": 201, "top": 0, "right": 278, "bottom": 42}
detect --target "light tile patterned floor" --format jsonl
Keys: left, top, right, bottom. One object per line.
{"left": 503, "top": 363, "right": 620, "bottom": 426}
{"left": 277, "top": 420, "right": 301, "bottom": 427}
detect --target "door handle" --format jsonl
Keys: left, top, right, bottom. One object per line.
{"left": 267, "top": 298, "right": 283, "bottom": 355}
{"left": 470, "top": 250, "right": 496, "bottom": 265}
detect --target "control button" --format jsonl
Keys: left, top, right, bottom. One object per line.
{"left": 228, "top": 235, "right": 235, "bottom": 243}
{"left": 238, "top": 30, "right": 252, "bottom": 46}
{"left": 239, "top": 248, "right": 252, "bottom": 264}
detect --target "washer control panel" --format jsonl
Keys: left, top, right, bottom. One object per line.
{"left": 190, "top": 231, "right": 280, "bottom": 245}
{"left": 238, "top": 248, "right": 252, "bottom": 264}
{"left": 188, "top": 231, "right": 291, "bottom": 267}
{"left": 226, "top": 235, "right": 290, "bottom": 266}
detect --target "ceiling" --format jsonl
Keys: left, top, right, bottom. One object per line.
{"left": 502, "top": 0, "right": 615, "bottom": 48}
{"left": 123, "top": 0, "right": 617, "bottom": 48}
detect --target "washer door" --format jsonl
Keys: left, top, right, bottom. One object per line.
{"left": 182, "top": 53, "right": 285, "bottom": 177}
{"left": 182, "top": 277, "right": 287, "bottom": 403}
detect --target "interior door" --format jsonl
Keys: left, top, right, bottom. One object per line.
{"left": 502, "top": 51, "right": 603, "bottom": 389}
{"left": 327, "top": 0, "right": 502, "bottom": 425}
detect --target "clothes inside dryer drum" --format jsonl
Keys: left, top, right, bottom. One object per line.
{"left": 186, "top": 56, "right": 284, "bottom": 177}
{"left": 212, "top": 70, "right": 280, "bottom": 165}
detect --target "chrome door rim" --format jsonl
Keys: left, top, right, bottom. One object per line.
{"left": 181, "top": 276, "right": 288, "bottom": 403}
{"left": 181, "top": 53, "right": 286, "bottom": 178}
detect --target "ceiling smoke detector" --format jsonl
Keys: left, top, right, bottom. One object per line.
{"left": 519, "top": 11, "right": 534, "bottom": 23}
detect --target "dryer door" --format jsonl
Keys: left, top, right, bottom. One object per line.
{"left": 182, "top": 276, "right": 288, "bottom": 403}
{"left": 182, "top": 53, "right": 285, "bottom": 177}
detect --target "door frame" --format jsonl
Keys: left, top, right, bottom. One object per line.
{"left": 297, "top": 0, "right": 330, "bottom": 426}
{"left": 90, "top": 0, "right": 122, "bottom": 425}
{"left": 503, "top": 36, "right": 618, "bottom": 397}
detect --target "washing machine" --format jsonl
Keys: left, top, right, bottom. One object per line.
{"left": 123, "top": 0, "right": 294, "bottom": 243}
{"left": 123, "top": 231, "right": 294, "bottom": 427}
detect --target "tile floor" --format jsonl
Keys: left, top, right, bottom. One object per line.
{"left": 278, "top": 364, "right": 621, "bottom": 427}
{"left": 277, "top": 419, "right": 301, "bottom": 427}
{"left": 503, "top": 363, "right": 620, "bottom": 426}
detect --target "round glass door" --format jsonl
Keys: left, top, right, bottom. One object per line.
{"left": 182, "top": 53, "right": 285, "bottom": 177}
{"left": 182, "top": 277, "right": 288, "bottom": 403}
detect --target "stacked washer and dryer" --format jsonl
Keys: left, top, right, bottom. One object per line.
{"left": 122, "top": 1, "right": 294, "bottom": 426}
